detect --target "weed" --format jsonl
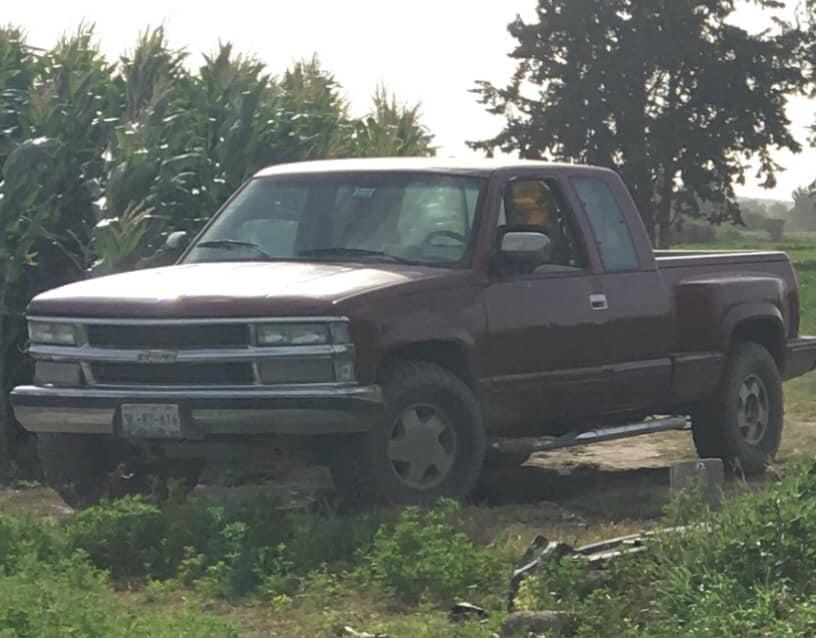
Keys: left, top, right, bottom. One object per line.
{"left": 362, "top": 501, "right": 507, "bottom": 606}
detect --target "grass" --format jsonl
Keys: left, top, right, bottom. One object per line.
{"left": 0, "top": 495, "right": 515, "bottom": 636}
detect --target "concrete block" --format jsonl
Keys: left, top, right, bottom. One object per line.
{"left": 670, "top": 458, "right": 725, "bottom": 508}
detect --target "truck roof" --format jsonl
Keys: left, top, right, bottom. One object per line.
{"left": 254, "top": 157, "right": 611, "bottom": 178}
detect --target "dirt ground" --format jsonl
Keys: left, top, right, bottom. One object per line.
{"left": 6, "top": 352, "right": 815, "bottom": 536}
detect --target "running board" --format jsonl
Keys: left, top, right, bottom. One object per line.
{"left": 488, "top": 416, "right": 689, "bottom": 457}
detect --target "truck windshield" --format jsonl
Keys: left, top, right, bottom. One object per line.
{"left": 184, "top": 173, "right": 485, "bottom": 266}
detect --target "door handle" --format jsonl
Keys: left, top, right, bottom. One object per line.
{"left": 590, "top": 294, "right": 608, "bottom": 311}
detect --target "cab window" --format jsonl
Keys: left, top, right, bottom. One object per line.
{"left": 497, "top": 178, "right": 586, "bottom": 275}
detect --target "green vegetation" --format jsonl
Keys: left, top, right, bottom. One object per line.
{"left": 0, "top": 493, "right": 511, "bottom": 636}
{"left": 513, "top": 462, "right": 816, "bottom": 636}
{"left": 7, "top": 462, "right": 816, "bottom": 635}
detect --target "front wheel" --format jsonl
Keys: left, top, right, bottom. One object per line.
{"left": 691, "top": 342, "right": 783, "bottom": 476}
{"left": 328, "top": 361, "right": 486, "bottom": 508}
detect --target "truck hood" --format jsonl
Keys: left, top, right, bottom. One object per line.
{"left": 28, "top": 261, "right": 466, "bottom": 318}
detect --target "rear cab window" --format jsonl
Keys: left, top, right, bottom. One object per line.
{"left": 571, "top": 177, "right": 639, "bottom": 271}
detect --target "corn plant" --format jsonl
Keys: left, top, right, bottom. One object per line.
{"left": 344, "top": 85, "right": 436, "bottom": 158}
{"left": 0, "top": 23, "right": 436, "bottom": 471}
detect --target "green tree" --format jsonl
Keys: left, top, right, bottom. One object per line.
{"left": 788, "top": 187, "right": 816, "bottom": 231}
{"left": 472, "top": 0, "right": 810, "bottom": 247}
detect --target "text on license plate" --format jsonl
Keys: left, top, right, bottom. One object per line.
{"left": 121, "top": 404, "right": 181, "bottom": 437}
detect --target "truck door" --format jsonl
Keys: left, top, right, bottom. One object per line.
{"left": 483, "top": 176, "right": 610, "bottom": 431}
{"left": 568, "top": 175, "right": 673, "bottom": 412}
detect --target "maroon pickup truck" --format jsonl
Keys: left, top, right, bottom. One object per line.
{"left": 11, "top": 158, "right": 816, "bottom": 508}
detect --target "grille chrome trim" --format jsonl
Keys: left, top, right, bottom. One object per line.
{"left": 28, "top": 315, "right": 349, "bottom": 326}
{"left": 13, "top": 383, "right": 378, "bottom": 400}
{"left": 30, "top": 343, "right": 353, "bottom": 363}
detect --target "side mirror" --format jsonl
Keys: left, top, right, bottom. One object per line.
{"left": 499, "top": 230, "right": 552, "bottom": 264}
{"left": 165, "top": 231, "right": 190, "bottom": 251}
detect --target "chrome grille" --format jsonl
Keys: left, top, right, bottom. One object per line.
{"left": 28, "top": 316, "right": 355, "bottom": 389}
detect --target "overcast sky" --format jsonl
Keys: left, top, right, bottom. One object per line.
{"left": 6, "top": 0, "right": 815, "bottom": 202}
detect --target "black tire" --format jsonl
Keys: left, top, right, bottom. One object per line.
{"left": 328, "top": 361, "right": 486, "bottom": 508}
{"left": 691, "top": 342, "right": 783, "bottom": 476}
{"left": 37, "top": 433, "right": 202, "bottom": 509}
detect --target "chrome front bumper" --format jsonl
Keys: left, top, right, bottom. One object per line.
{"left": 10, "top": 384, "right": 384, "bottom": 437}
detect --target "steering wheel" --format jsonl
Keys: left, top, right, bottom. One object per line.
{"left": 422, "top": 229, "right": 467, "bottom": 246}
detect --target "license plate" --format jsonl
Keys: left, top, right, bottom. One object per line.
{"left": 121, "top": 404, "right": 182, "bottom": 437}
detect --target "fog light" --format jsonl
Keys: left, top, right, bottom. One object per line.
{"left": 34, "top": 361, "right": 82, "bottom": 386}
{"left": 333, "top": 358, "right": 356, "bottom": 383}
{"left": 258, "top": 359, "right": 335, "bottom": 384}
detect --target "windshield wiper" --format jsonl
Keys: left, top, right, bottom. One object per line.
{"left": 298, "top": 247, "right": 406, "bottom": 263}
{"left": 195, "top": 239, "right": 274, "bottom": 260}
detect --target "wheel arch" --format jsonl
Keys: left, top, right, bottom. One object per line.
{"left": 378, "top": 339, "right": 478, "bottom": 390}
{"left": 728, "top": 311, "right": 786, "bottom": 373}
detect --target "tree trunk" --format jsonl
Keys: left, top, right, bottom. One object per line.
{"left": 0, "top": 399, "right": 12, "bottom": 478}
{"left": 630, "top": 179, "right": 656, "bottom": 243}
{"left": 656, "top": 169, "right": 675, "bottom": 249}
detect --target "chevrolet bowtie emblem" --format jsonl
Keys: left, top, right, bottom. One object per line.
{"left": 137, "top": 350, "right": 178, "bottom": 363}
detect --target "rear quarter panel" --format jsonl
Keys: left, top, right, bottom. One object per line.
{"left": 657, "top": 251, "right": 797, "bottom": 352}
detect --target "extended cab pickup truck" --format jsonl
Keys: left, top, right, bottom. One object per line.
{"left": 11, "top": 158, "right": 816, "bottom": 508}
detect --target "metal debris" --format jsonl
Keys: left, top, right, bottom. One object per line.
{"left": 339, "top": 626, "right": 388, "bottom": 638}
{"left": 449, "top": 601, "right": 489, "bottom": 623}
{"left": 508, "top": 536, "right": 574, "bottom": 612}
{"left": 507, "top": 530, "right": 663, "bottom": 611}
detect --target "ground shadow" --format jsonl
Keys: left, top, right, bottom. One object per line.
{"left": 475, "top": 462, "right": 672, "bottom": 520}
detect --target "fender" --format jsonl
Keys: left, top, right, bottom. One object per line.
{"left": 673, "top": 275, "right": 785, "bottom": 353}
{"left": 348, "top": 286, "right": 487, "bottom": 386}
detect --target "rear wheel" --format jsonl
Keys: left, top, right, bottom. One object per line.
{"left": 328, "top": 361, "right": 486, "bottom": 508}
{"left": 37, "top": 433, "right": 202, "bottom": 509}
{"left": 691, "top": 342, "right": 783, "bottom": 476}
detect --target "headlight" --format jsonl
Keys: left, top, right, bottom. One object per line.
{"left": 28, "top": 321, "right": 78, "bottom": 345}
{"left": 255, "top": 322, "right": 351, "bottom": 346}
{"left": 254, "top": 321, "right": 356, "bottom": 384}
